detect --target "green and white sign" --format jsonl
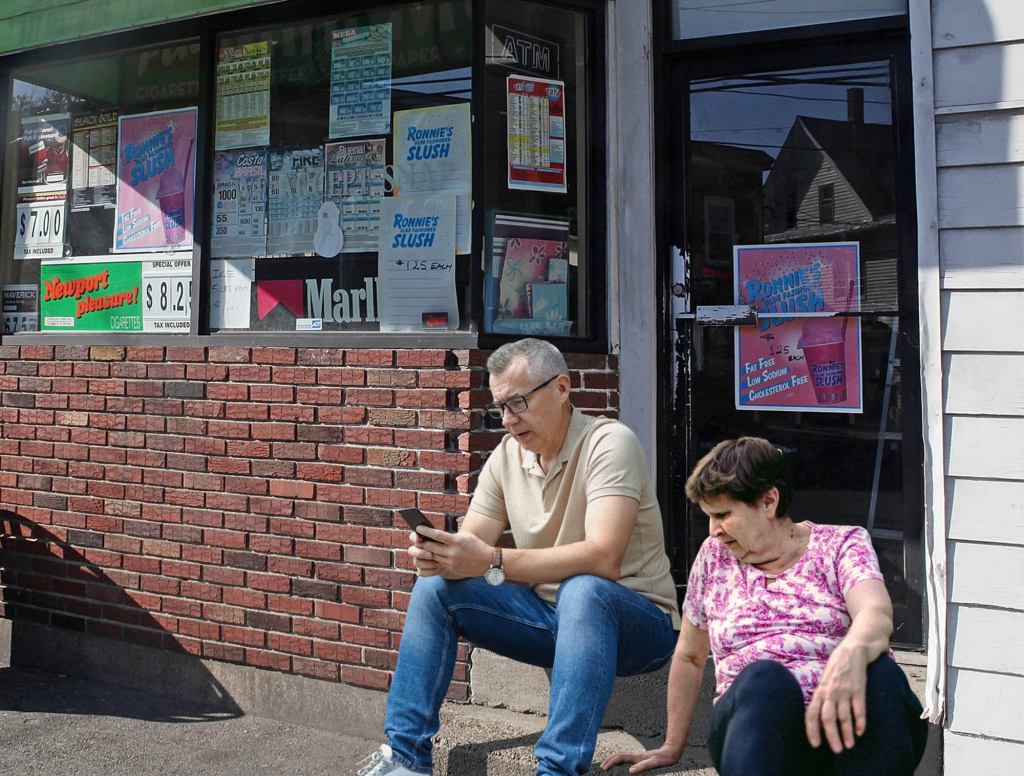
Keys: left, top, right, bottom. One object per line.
{"left": 40, "top": 254, "right": 192, "bottom": 333}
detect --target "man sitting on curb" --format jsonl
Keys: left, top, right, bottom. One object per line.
{"left": 355, "top": 338, "right": 680, "bottom": 776}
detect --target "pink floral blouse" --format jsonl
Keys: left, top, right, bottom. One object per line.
{"left": 682, "top": 521, "right": 884, "bottom": 706}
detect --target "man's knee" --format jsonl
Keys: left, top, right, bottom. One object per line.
{"left": 554, "top": 574, "right": 617, "bottom": 613}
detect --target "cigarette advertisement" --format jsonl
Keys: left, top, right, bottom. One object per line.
{"left": 211, "top": 148, "right": 268, "bottom": 258}
{"left": 3, "top": 285, "right": 38, "bottom": 334}
{"left": 734, "top": 242, "right": 862, "bottom": 413}
{"left": 215, "top": 41, "right": 271, "bottom": 150}
{"left": 377, "top": 194, "right": 459, "bottom": 332}
{"left": 329, "top": 24, "right": 392, "bottom": 139}
{"left": 15, "top": 113, "right": 71, "bottom": 260}
{"left": 394, "top": 103, "right": 472, "bottom": 255}
{"left": 267, "top": 146, "right": 325, "bottom": 255}
{"left": 325, "top": 139, "right": 387, "bottom": 253}
{"left": 40, "top": 254, "right": 192, "bottom": 333}
{"left": 71, "top": 111, "right": 118, "bottom": 211}
{"left": 506, "top": 75, "right": 566, "bottom": 193}
{"left": 114, "top": 108, "right": 197, "bottom": 252}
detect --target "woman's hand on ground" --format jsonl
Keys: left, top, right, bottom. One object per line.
{"left": 599, "top": 744, "right": 682, "bottom": 774}
{"left": 805, "top": 643, "right": 869, "bottom": 753}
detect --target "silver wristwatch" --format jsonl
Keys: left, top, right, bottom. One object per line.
{"left": 484, "top": 547, "right": 505, "bottom": 586}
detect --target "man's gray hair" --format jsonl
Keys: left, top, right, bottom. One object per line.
{"left": 487, "top": 338, "right": 568, "bottom": 381}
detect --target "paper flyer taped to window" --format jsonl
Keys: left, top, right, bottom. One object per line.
{"left": 71, "top": 111, "right": 118, "bottom": 211}
{"left": 2, "top": 284, "right": 38, "bottom": 333}
{"left": 325, "top": 139, "right": 387, "bottom": 253}
{"left": 114, "top": 108, "right": 197, "bottom": 253}
{"left": 506, "top": 75, "right": 567, "bottom": 193}
{"left": 267, "top": 146, "right": 324, "bottom": 255}
{"left": 210, "top": 258, "right": 254, "bottom": 329}
{"left": 329, "top": 24, "right": 392, "bottom": 139}
{"left": 215, "top": 41, "right": 271, "bottom": 150}
{"left": 394, "top": 103, "right": 471, "bottom": 255}
{"left": 734, "top": 242, "right": 863, "bottom": 413}
{"left": 15, "top": 113, "right": 71, "bottom": 260}
{"left": 377, "top": 194, "right": 459, "bottom": 332}
{"left": 211, "top": 148, "right": 268, "bottom": 258}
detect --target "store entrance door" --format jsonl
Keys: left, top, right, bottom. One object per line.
{"left": 663, "top": 37, "right": 924, "bottom": 645}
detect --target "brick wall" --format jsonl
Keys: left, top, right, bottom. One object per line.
{"left": 0, "top": 344, "right": 618, "bottom": 700}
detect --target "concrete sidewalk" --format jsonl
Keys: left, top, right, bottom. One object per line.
{"left": 0, "top": 661, "right": 713, "bottom": 776}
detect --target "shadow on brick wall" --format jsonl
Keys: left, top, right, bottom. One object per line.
{"left": 0, "top": 508, "right": 241, "bottom": 722}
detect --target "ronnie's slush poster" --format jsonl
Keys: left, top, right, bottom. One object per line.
{"left": 114, "top": 108, "right": 197, "bottom": 252}
{"left": 734, "top": 242, "right": 862, "bottom": 413}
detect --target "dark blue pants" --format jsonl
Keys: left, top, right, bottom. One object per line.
{"left": 708, "top": 657, "right": 928, "bottom": 776}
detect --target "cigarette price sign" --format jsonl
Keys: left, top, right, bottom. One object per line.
{"left": 142, "top": 270, "right": 192, "bottom": 332}
{"left": 14, "top": 201, "right": 66, "bottom": 259}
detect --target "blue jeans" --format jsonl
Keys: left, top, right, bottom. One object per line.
{"left": 384, "top": 574, "right": 677, "bottom": 775}
{"left": 708, "top": 657, "right": 928, "bottom": 776}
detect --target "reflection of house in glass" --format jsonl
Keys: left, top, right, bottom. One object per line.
{"left": 762, "top": 88, "right": 898, "bottom": 311}
{"left": 689, "top": 141, "right": 773, "bottom": 279}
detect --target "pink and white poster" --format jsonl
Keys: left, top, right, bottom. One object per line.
{"left": 734, "top": 242, "right": 863, "bottom": 413}
{"left": 506, "top": 75, "right": 566, "bottom": 193}
{"left": 114, "top": 108, "right": 197, "bottom": 252}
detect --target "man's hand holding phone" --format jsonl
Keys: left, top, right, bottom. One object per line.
{"left": 399, "top": 509, "right": 443, "bottom": 577}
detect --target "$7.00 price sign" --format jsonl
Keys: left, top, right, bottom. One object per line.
{"left": 14, "top": 201, "right": 66, "bottom": 259}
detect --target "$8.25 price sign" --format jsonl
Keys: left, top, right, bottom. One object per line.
{"left": 142, "top": 271, "right": 192, "bottom": 332}
{"left": 14, "top": 201, "right": 66, "bottom": 259}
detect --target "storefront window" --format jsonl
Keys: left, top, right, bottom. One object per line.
{"left": 482, "top": 0, "right": 595, "bottom": 338}
{"left": 0, "top": 0, "right": 602, "bottom": 340}
{"left": 670, "top": 1, "right": 906, "bottom": 41}
{"left": 210, "top": 2, "right": 474, "bottom": 333}
{"left": 2, "top": 41, "right": 199, "bottom": 334}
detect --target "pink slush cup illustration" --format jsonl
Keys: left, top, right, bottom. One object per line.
{"left": 797, "top": 317, "right": 847, "bottom": 404}
{"left": 157, "top": 138, "right": 193, "bottom": 245}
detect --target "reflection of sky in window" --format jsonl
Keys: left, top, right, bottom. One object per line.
{"left": 390, "top": 66, "right": 472, "bottom": 101}
{"left": 690, "top": 62, "right": 891, "bottom": 160}
{"left": 673, "top": 1, "right": 906, "bottom": 39}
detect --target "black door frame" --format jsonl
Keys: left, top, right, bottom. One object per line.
{"left": 652, "top": 13, "right": 924, "bottom": 647}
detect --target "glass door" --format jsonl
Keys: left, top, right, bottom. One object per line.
{"left": 666, "top": 41, "right": 923, "bottom": 645}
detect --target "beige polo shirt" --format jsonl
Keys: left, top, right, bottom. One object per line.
{"left": 469, "top": 409, "right": 681, "bottom": 627}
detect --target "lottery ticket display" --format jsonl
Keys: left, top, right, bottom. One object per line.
{"left": 328, "top": 24, "right": 392, "bottom": 139}
{"left": 267, "top": 147, "right": 325, "bottom": 255}
{"left": 211, "top": 149, "right": 268, "bottom": 258}
{"left": 325, "top": 139, "right": 386, "bottom": 253}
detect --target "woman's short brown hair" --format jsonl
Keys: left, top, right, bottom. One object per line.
{"left": 684, "top": 437, "right": 793, "bottom": 518}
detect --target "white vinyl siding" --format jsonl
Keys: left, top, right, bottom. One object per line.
{"left": 932, "top": 0, "right": 1024, "bottom": 767}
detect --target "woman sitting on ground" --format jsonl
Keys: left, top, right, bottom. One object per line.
{"left": 602, "top": 437, "right": 927, "bottom": 776}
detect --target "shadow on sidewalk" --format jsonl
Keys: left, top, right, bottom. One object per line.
{"left": 0, "top": 508, "right": 242, "bottom": 722}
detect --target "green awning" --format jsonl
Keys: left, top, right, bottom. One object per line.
{"left": 0, "top": 0, "right": 284, "bottom": 57}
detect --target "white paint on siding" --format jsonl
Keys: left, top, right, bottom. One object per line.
{"left": 949, "top": 605, "right": 1024, "bottom": 676}
{"left": 948, "top": 478, "right": 1024, "bottom": 545}
{"left": 940, "top": 228, "right": 1024, "bottom": 290}
{"left": 946, "top": 417, "right": 1024, "bottom": 480}
{"left": 936, "top": 111, "right": 1024, "bottom": 167}
{"left": 934, "top": 42, "right": 1024, "bottom": 111}
{"left": 942, "top": 290, "right": 1024, "bottom": 352}
{"left": 944, "top": 353, "right": 1024, "bottom": 415}
{"left": 949, "top": 667, "right": 1024, "bottom": 740}
{"left": 938, "top": 165, "right": 1024, "bottom": 228}
{"left": 945, "top": 731, "right": 1024, "bottom": 776}
{"left": 611, "top": 0, "right": 656, "bottom": 472}
{"left": 949, "top": 541, "right": 1024, "bottom": 610}
{"left": 933, "top": 0, "right": 1024, "bottom": 49}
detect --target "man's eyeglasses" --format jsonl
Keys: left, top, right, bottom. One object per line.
{"left": 485, "top": 375, "right": 558, "bottom": 420}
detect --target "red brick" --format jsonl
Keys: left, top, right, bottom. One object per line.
{"left": 342, "top": 545, "right": 392, "bottom": 567}
{"left": 180, "top": 581, "right": 222, "bottom": 602}
{"left": 253, "top": 347, "right": 297, "bottom": 365}
{"left": 292, "top": 617, "right": 340, "bottom": 640}
{"left": 249, "top": 572, "right": 291, "bottom": 593}
{"left": 367, "top": 449, "right": 415, "bottom": 468}
{"left": 295, "top": 540, "right": 342, "bottom": 561}
{"left": 345, "top": 350, "right": 394, "bottom": 366}
{"left": 207, "top": 384, "right": 249, "bottom": 401}
{"left": 293, "top": 501, "right": 342, "bottom": 522}
{"left": 293, "top": 656, "right": 340, "bottom": 681}
{"left": 269, "top": 366, "right": 317, "bottom": 385}
{"left": 246, "top": 648, "right": 291, "bottom": 672}
{"left": 222, "top": 625, "right": 265, "bottom": 647}
{"left": 204, "top": 566, "right": 245, "bottom": 586}
{"left": 268, "top": 594, "right": 313, "bottom": 616}
{"left": 267, "top": 632, "right": 313, "bottom": 657}
{"left": 317, "top": 484, "right": 364, "bottom": 504}
{"left": 317, "top": 406, "right": 366, "bottom": 424}
{"left": 341, "top": 665, "right": 390, "bottom": 690}
{"left": 294, "top": 463, "right": 344, "bottom": 482}
{"left": 223, "top": 588, "right": 266, "bottom": 609}
{"left": 340, "top": 585, "right": 390, "bottom": 608}
{"left": 365, "top": 487, "right": 416, "bottom": 508}
{"left": 315, "top": 600, "right": 361, "bottom": 623}
{"left": 204, "top": 642, "right": 245, "bottom": 663}
{"left": 268, "top": 557, "right": 314, "bottom": 577}
{"left": 396, "top": 349, "right": 447, "bottom": 368}
{"left": 316, "top": 368, "right": 365, "bottom": 386}
{"left": 344, "top": 427, "right": 393, "bottom": 446}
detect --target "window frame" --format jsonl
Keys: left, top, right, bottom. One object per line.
{"left": 0, "top": 0, "right": 608, "bottom": 352}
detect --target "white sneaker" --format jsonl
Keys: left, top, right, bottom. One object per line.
{"left": 354, "top": 744, "right": 426, "bottom": 776}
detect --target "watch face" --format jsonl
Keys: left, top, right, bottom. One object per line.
{"left": 484, "top": 566, "right": 505, "bottom": 586}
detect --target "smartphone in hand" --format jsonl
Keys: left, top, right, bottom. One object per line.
{"left": 398, "top": 508, "right": 438, "bottom": 542}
